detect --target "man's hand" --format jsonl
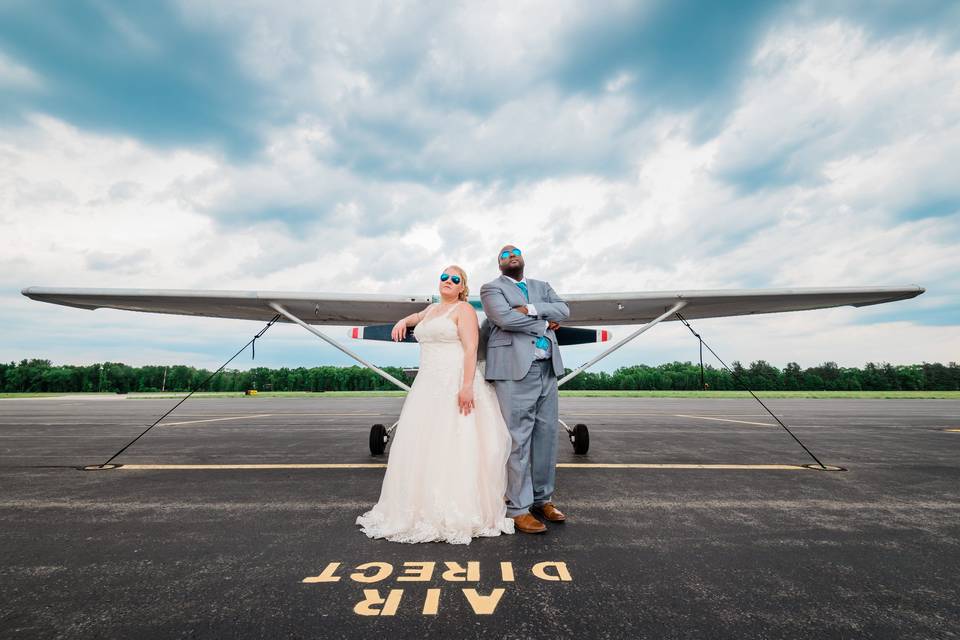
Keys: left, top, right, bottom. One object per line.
{"left": 513, "top": 305, "right": 529, "bottom": 315}
{"left": 548, "top": 321, "right": 561, "bottom": 331}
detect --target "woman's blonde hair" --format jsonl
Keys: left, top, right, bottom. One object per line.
{"left": 445, "top": 265, "right": 469, "bottom": 301}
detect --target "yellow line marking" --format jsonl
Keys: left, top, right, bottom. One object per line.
{"left": 260, "top": 413, "right": 388, "bottom": 417}
{"left": 157, "top": 413, "right": 388, "bottom": 426}
{"left": 169, "top": 411, "right": 386, "bottom": 418}
{"left": 675, "top": 414, "right": 776, "bottom": 427}
{"left": 159, "top": 415, "right": 274, "bottom": 426}
{"left": 116, "top": 463, "right": 811, "bottom": 471}
{"left": 945, "top": 429, "right": 960, "bottom": 432}
{"left": 561, "top": 413, "right": 670, "bottom": 416}
{"left": 562, "top": 411, "right": 767, "bottom": 418}
{"left": 158, "top": 413, "right": 391, "bottom": 425}
{"left": 119, "top": 464, "right": 388, "bottom": 469}
{"left": 556, "top": 463, "right": 806, "bottom": 470}
{"left": 176, "top": 412, "right": 387, "bottom": 418}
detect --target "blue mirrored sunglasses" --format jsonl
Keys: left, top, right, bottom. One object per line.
{"left": 440, "top": 273, "right": 462, "bottom": 284}
{"left": 499, "top": 248, "right": 522, "bottom": 260}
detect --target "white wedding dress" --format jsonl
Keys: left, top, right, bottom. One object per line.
{"left": 356, "top": 303, "right": 515, "bottom": 544}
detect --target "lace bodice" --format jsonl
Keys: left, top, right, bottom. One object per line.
{"left": 413, "top": 304, "right": 465, "bottom": 376}
{"left": 413, "top": 304, "right": 462, "bottom": 343}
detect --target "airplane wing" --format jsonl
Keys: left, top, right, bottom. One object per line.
{"left": 20, "top": 287, "right": 434, "bottom": 325}
{"left": 21, "top": 285, "right": 924, "bottom": 326}
{"left": 561, "top": 285, "right": 925, "bottom": 326}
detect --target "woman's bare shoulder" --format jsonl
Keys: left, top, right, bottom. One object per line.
{"left": 454, "top": 301, "right": 478, "bottom": 324}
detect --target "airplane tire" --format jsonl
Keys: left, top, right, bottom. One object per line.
{"left": 369, "top": 423, "right": 388, "bottom": 456}
{"left": 571, "top": 423, "right": 589, "bottom": 455}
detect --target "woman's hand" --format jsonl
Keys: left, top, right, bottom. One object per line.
{"left": 457, "top": 384, "right": 475, "bottom": 416}
{"left": 391, "top": 318, "right": 408, "bottom": 342}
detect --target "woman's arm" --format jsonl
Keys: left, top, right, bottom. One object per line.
{"left": 391, "top": 304, "right": 432, "bottom": 341}
{"left": 455, "top": 302, "right": 479, "bottom": 415}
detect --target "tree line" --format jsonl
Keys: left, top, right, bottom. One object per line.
{"left": 2, "top": 359, "right": 958, "bottom": 393}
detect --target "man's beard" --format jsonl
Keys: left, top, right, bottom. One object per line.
{"left": 501, "top": 265, "right": 523, "bottom": 280}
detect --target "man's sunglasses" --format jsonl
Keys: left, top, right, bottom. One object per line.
{"left": 440, "top": 273, "right": 462, "bottom": 285}
{"left": 499, "top": 248, "right": 522, "bottom": 260}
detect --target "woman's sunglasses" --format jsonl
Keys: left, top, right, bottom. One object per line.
{"left": 440, "top": 273, "right": 462, "bottom": 285}
{"left": 499, "top": 248, "right": 522, "bottom": 260}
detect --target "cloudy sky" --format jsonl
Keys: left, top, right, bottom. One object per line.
{"left": 2, "top": 0, "right": 958, "bottom": 373}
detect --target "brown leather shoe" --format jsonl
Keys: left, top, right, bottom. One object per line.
{"left": 512, "top": 513, "right": 547, "bottom": 534}
{"left": 532, "top": 502, "right": 566, "bottom": 522}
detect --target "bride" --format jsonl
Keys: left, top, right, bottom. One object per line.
{"left": 356, "top": 265, "right": 515, "bottom": 544}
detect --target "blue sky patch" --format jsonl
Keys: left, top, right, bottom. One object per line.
{"left": 0, "top": 0, "right": 269, "bottom": 156}
{"left": 553, "top": 0, "right": 787, "bottom": 126}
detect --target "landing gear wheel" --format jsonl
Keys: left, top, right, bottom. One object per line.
{"left": 570, "top": 423, "right": 589, "bottom": 455}
{"left": 369, "top": 423, "right": 388, "bottom": 456}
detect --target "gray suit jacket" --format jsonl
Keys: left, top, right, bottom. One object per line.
{"left": 480, "top": 276, "right": 570, "bottom": 380}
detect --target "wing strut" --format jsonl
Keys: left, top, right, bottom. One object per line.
{"left": 674, "top": 312, "right": 830, "bottom": 470}
{"left": 269, "top": 303, "right": 412, "bottom": 392}
{"left": 83, "top": 313, "right": 284, "bottom": 470}
{"left": 558, "top": 301, "right": 687, "bottom": 387}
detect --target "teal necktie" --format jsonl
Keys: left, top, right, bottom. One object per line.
{"left": 516, "top": 281, "right": 529, "bottom": 300}
{"left": 516, "top": 282, "right": 550, "bottom": 351}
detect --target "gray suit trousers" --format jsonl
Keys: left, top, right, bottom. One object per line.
{"left": 494, "top": 359, "right": 559, "bottom": 517}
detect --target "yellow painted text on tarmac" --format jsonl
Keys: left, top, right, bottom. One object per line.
{"left": 302, "top": 561, "right": 572, "bottom": 616}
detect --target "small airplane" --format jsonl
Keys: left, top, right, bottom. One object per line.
{"left": 21, "top": 284, "right": 925, "bottom": 455}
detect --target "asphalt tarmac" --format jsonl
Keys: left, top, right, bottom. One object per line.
{"left": 1, "top": 396, "right": 958, "bottom": 639}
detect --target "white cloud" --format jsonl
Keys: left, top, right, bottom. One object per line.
{"left": 0, "top": 49, "right": 43, "bottom": 89}
{"left": 3, "top": 13, "right": 957, "bottom": 371}
{"left": 0, "top": 115, "right": 220, "bottom": 287}
{"left": 177, "top": 0, "right": 575, "bottom": 98}
{"left": 714, "top": 22, "right": 960, "bottom": 192}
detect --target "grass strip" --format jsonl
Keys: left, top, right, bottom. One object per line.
{"left": 5, "top": 390, "right": 956, "bottom": 400}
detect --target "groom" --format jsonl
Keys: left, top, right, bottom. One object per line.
{"left": 481, "top": 245, "right": 570, "bottom": 534}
